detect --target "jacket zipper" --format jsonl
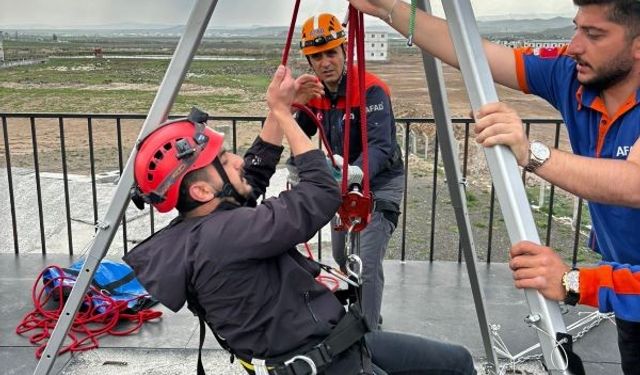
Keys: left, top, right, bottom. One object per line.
{"left": 304, "top": 291, "right": 319, "bottom": 323}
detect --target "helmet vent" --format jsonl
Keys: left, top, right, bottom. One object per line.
{"left": 163, "top": 142, "right": 172, "bottom": 151}
{"left": 147, "top": 173, "right": 153, "bottom": 181}
{"left": 148, "top": 161, "right": 156, "bottom": 170}
{"left": 154, "top": 150, "right": 164, "bottom": 160}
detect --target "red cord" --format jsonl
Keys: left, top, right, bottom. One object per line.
{"left": 281, "top": 0, "right": 301, "bottom": 66}
{"left": 292, "top": 103, "right": 338, "bottom": 168}
{"left": 15, "top": 265, "right": 162, "bottom": 358}
{"left": 303, "top": 243, "right": 339, "bottom": 292}
{"left": 341, "top": 6, "right": 370, "bottom": 196}
{"left": 342, "top": 9, "right": 355, "bottom": 194}
{"left": 356, "top": 10, "right": 370, "bottom": 195}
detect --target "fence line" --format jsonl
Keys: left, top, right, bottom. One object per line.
{"left": 0, "top": 113, "right": 589, "bottom": 263}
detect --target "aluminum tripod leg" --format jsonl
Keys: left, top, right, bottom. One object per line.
{"left": 416, "top": 1, "right": 498, "bottom": 372}
{"left": 441, "top": 1, "right": 568, "bottom": 373}
{"left": 33, "top": 0, "right": 219, "bottom": 373}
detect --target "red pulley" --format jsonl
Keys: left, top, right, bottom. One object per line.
{"left": 335, "top": 189, "right": 373, "bottom": 232}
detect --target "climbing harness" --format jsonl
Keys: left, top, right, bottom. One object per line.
{"left": 187, "top": 287, "right": 370, "bottom": 375}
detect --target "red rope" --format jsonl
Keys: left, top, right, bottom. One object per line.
{"left": 356, "top": 10, "right": 370, "bottom": 195}
{"left": 292, "top": 103, "right": 337, "bottom": 168}
{"left": 341, "top": 6, "right": 370, "bottom": 196}
{"left": 280, "top": 4, "right": 372, "bottom": 232}
{"left": 281, "top": 2, "right": 337, "bottom": 169}
{"left": 342, "top": 9, "right": 355, "bottom": 194}
{"left": 15, "top": 265, "right": 162, "bottom": 358}
{"left": 281, "top": 0, "right": 301, "bottom": 66}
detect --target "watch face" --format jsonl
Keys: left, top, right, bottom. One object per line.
{"left": 531, "top": 142, "right": 550, "bottom": 159}
{"left": 566, "top": 270, "right": 580, "bottom": 293}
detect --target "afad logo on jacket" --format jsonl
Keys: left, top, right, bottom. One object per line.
{"left": 316, "top": 112, "right": 324, "bottom": 122}
{"left": 341, "top": 113, "right": 356, "bottom": 122}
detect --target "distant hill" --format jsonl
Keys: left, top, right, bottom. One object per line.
{"left": 477, "top": 16, "right": 572, "bottom": 34}
{"left": 3, "top": 16, "right": 574, "bottom": 40}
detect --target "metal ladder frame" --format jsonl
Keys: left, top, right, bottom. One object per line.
{"left": 415, "top": 1, "right": 499, "bottom": 372}
{"left": 33, "top": 0, "right": 220, "bottom": 373}
{"left": 437, "top": 1, "right": 569, "bottom": 373}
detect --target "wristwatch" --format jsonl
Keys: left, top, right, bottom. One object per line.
{"left": 562, "top": 268, "right": 580, "bottom": 306}
{"left": 524, "top": 141, "right": 551, "bottom": 173}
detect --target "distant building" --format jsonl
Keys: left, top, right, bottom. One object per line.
{"left": 495, "top": 39, "right": 570, "bottom": 50}
{"left": 364, "top": 32, "right": 388, "bottom": 62}
{"left": 524, "top": 39, "right": 569, "bottom": 49}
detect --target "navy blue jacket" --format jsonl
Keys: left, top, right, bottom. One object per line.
{"left": 296, "top": 66, "right": 404, "bottom": 191}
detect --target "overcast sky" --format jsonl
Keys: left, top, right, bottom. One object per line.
{"left": 0, "top": 0, "right": 578, "bottom": 28}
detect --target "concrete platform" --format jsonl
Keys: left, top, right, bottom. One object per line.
{"left": 1, "top": 254, "right": 621, "bottom": 375}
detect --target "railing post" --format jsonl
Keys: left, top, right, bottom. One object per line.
{"left": 116, "top": 117, "right": 129, "bottom": 254}
{"left": 87, "top": 117, "right": 99, "bottom": 231}
{"left": 58, "top": 117, "right": 73, "bottom": 255}
{"left": 30, "top": 116, "right": 46, "bottom": 254}
{"left": 2, "top": 116, "right": 19, "bottom": 254}
{"left": 400, "top": 121, "right": 411, "bottom": 262}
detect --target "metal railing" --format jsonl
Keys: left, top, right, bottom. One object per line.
{"left": 0, "top": 112, "right": 589, "bottom": 263}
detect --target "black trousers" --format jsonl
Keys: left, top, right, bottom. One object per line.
{"left": 322, "top": 330, "right": 476, "bottom": 375}
{"left": 617, "top": 318, "right": 640, "bottom": 375}
{"left": 367, "top": 330, "right": 476, "bottom": 375}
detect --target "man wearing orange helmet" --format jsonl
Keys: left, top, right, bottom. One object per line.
{"left": 123, "top": 66, "right": 475, "bottom": 374}
{"left": 295, "top": 13, "right": 405, "bottom": 331}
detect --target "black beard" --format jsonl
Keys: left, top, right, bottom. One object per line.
{"left": 576, "top": 52, "right": 633, "bottom": 92}
{"left": 581, "top": 65, "right": 631, "bottom": 92}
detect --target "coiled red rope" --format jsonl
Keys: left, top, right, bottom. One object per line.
{"left": 15, "top": 265, "right": 162, "bottom": 358}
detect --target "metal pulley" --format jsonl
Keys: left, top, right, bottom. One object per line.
{"left": 335, "top": 185, "right": 373, "bottom": 232}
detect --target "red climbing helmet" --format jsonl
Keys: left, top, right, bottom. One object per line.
{"left": 133, "top": 112, "right": 224, "bottom": 213}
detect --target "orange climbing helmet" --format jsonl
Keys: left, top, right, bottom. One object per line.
{"left": 133, "top": 109, "right": 224, "bottom": 213}
{"left": 300, "top": 13, "right": 346, "bottom": 56}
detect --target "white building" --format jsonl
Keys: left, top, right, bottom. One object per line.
{"left": 495, "top": 39, "right": 570, "bottom": 49}
{"left": 364, "top": 32, "right": 388, "bottom": 61}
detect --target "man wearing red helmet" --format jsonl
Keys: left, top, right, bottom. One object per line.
{"left": 124, "top": 66, "right": 474, "bottom": 374}
{"left": 295, "top": 13, "right": 405, "bottom": 331}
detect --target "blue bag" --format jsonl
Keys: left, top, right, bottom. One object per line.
{"left": 42, "top": 258, "right": 158, "bottom": 313}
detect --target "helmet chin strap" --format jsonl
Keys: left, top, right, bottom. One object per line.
{"left": 211, "top": 158, "right": 247, "bottom": 205}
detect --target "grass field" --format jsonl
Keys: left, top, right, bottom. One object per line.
{"left": 0, "top": 54, "right": 284, "bottom": 113}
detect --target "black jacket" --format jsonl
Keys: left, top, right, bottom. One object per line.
{"left": 123, "top": 137, "right": 346, "bottom": 361}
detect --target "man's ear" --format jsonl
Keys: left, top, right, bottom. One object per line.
{"left": 188, "top": 180, "right": 215, "bottom": 203}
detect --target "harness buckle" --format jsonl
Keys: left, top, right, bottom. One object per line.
{"left": 251, "top": 358, "right": 270, "bottom": 375}
{"left": 284, "top": 355, "right": 317, "bottom": 375}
